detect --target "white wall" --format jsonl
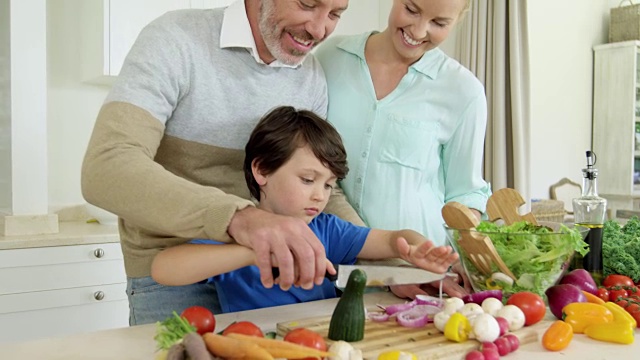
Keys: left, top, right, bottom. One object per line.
{"left": 47, "top": 1, "right": 111, "bottom": 210}
{"left": 527, "top": 0, "right": 620, "bottom": 199}
{"left": 0, "top": 0, "right": 11, "bottom": 213}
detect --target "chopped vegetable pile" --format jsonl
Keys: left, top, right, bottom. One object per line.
{"left": 603, "top": 216, "right": 640, "bottom": 282}
{"left": 154, "top": 311, "right": 196, "bottom": 351}
{"left": 459, "top": 221, "right": 588, "bottom": 297}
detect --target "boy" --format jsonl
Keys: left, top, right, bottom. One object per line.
{"left": 151, "top": 106, "right": 458, "bottom": 312}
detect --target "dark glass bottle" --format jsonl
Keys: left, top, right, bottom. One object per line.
{"left": 571, "top": 151, "right": 607, "bottom": 285}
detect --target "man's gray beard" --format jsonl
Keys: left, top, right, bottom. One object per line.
{"left": 258, "top": 0, "right": 306, "bottom": 66}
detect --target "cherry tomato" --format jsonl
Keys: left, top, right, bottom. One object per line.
{"left": 628, "top": 309, "right": 640, "bottom": 328}
{"left": 283, "top": 328, "right": 327, "bottom": 360}
{"left": 625, "top": 303, "right": 640, "bottom": 313}
{"left": 181, "top": 306, "right": 215, "bottom": 335}
{"left": 596, "top": 287, "right": 610, "bottom": 302}
{"left": 609, "top": 288, "right": 629, "bottom": 301}
{"left": 222, "top": 321, "right": 264, "bottom": 337}
{"left": 616, "top": 299, "right": 629, "bottom": 308}
{"left": 603, "top": 275, "right": 634, "bottom": 288}
{"left": 506, "top": 291, "right": 546, "bottom": 326}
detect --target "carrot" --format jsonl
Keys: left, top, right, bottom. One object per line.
{"left": 583, "top": 290, "right": 606, "bottom": 304}
{"left": 226, "top": 333, "right": 333, "bottom": 359}
{"left": 202, "top": 333, "right": 273, "bottom": 360}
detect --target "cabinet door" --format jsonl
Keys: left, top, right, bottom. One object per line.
{"left": 108, "top": 0, "right": 193, "bottom": 76}
{"left": 0, "top": 300, "right": 129, "bottom": 344}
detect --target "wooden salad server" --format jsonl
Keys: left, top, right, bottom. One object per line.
{"left": 442, "top": 202, "right": 517, "bottom": 280}
{"left": 486, "top": 188, "right": 538, "bottom": 225}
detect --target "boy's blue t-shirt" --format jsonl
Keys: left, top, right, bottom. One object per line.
{"left": 191, "top": 213, "right": 370, "bottom": 313}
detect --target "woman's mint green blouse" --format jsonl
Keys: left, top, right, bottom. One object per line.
{"left": 315, "top": 32, "right": 491, "bottom": 246}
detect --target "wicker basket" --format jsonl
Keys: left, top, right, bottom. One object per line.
{"left": 531, "top": 200, "right": 566, "bottom": 223}
{"left": 610, "top": 0, "right": 640, "bottom": 42}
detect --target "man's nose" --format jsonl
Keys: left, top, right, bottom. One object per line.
{"left": 305, "top": 16, "right": 328, "bottom": 42}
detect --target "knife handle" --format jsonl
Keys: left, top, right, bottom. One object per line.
{"left": 271, "top": 267, "right": 338, "bottom": 283}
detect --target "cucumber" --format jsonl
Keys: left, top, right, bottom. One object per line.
{"left": 328, "top": 268, "right": 367, "bottom": 342}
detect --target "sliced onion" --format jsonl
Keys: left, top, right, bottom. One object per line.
{"left": 414, "top": 294, "right": 445, "bottom": 308}
{"left": 383, "top": 301, "right": 415, "bottom": 315}
{"left": 368, "top": 311, "right": 390, "bottom": 322}
{"left": 395, "top": 305, "right": 441, "bottom": 328}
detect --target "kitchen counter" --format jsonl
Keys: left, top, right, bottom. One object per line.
{"left": 0, "top": 292, "right": 636, "bottom": 360}
{"left": 0, "top": 221, "right": 119, "bottom": 250}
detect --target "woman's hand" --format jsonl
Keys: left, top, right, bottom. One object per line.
{"left": 388, "top": 260, "right": 472, "bottom": 299}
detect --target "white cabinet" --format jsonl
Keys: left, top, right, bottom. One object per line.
{"left": 0, "top": 243, "right": 128, "bottom": 344}
{"left": 592, "top": 41, "right": 640, "bottom": 197}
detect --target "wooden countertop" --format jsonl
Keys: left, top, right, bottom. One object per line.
{"left": 0, "top": 292, "right": 636, "bottom": 360}
{"left": 0, "top": 221, "right": 119, "bottom": 250}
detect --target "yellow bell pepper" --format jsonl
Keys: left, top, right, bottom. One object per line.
{"left": 444, "top": 313, "right": 471, "bottom": 343}
{"left": 485, "top": 278, "right": 502, "bottom": 290}
{"left": 603, "top": 301, "right": 637, "bottom": 328}
{"left": 583, "top": 302, "right": 636, "bottom": 345}
{"left": 562, "top": 302, "right": 613, "bottom": 317}
{"left": 561, "top": 302, "right": 613, "bottom": 333}
{"left": 377, "top": 350, "right": 418, "bottom": 360}
{"left": 584, "top": 322, "right": 635, "bottom": 345}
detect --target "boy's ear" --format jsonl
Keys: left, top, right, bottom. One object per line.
{"left": 251, "top": 159, "right": 267, "bottom": 186}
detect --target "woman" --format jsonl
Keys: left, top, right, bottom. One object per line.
{"left": 315, "top": 0, "right": 490, "bottom": 298}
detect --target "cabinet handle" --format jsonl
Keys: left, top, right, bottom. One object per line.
{"left": 93, "top": 248, "right": 105, "bottom": 258}
{"left": 94, "top": 291, "right": 105, "bottom": 301}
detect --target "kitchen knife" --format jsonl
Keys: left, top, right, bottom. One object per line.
{"left": 334, "top": 265, "right": 454, "bottom": 288}
{"left": 271, "top": 265, "right": 453, "bottom": 288}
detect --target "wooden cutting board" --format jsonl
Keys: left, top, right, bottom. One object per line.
{"left": 277, "top": 313, "right": 552, "bottom": 360}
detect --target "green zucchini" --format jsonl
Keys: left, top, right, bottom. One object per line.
{"left": 328, "top": 268, "right": 367, "bottom": 342}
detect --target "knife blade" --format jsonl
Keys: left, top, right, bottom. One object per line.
{"left": 334, "top": 265, "right": 453, "bottom": 288}
{"left": 271, "top": 265, "right": 455, "bottom": 288}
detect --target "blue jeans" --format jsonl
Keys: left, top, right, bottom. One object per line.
{"left": 126, "top": 276, "right": 222, "bottom": 325}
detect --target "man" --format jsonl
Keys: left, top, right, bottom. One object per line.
{"left": 81, "top": 0, "right": 355, "bottom": 325}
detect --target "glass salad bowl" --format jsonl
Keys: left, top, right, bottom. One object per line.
{"left": 444, "top": 221, "right": 589, "bottom": 298}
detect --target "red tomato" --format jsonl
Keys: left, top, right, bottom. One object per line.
{"left": 283, "top": 328, "right": 327, "bottom": 360}
{"left": 181, "top": 306, "right": 215, "bottom": 335}
{"left": 625, "top": 303, "right": 640, "bottom": 313}
{"left": 609, "top": 288, "right": 629, "bottom": 301}
{"left": 603, "top": 275, "right": 634, "bottom": 288}
{"left": 506, "top": 292, "right": 546, "bottom": 326}
{"left": 628, "top": 309, "right": 640, "bottom": 328}
{"left": 222, "top": 321, "right": 264, "bottom": 337}
{"left": 596, "top": 287, "right": 610, "bottom": 302}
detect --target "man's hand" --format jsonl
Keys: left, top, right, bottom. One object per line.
{"left": 228, "top": 207, "right": 332, "bottom": 291}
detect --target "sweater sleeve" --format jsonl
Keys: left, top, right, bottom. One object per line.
{"left": 81, "top": 102, "right": 254, "bottom": 243}
{"left": 81, "top": 12, "right": 254, "bottom": 243}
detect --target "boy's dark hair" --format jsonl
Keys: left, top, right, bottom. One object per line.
{"left": 244, "top": 106, "right": 348, "bottom": 201}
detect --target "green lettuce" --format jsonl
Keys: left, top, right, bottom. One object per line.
{"left": 457, "top": 221, "right": 588, "bottom": 297}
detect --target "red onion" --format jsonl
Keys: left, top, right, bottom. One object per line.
{"left": 462, "top": 290, "right": 503, "bottom": 304}
{"left": 545, "top": 284, "right": 587, "bottom": 319}
{"left": 414, "top": 294, "right": 445, "bottom": 308}
{"left": 559, "top": 269, "right": 598, "bottom": 295}
{"left": 368, "top": 312, "right": 390, "bottom": 322}
{"left": 395, "top": 305, "right": 441, "bottom": 328}
{"left": 383, "top": 302, "right": 416, "bottom": 315}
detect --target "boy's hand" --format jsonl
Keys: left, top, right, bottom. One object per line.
{"left": 396, "top": 237, "right": 459, "bottom": 274}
